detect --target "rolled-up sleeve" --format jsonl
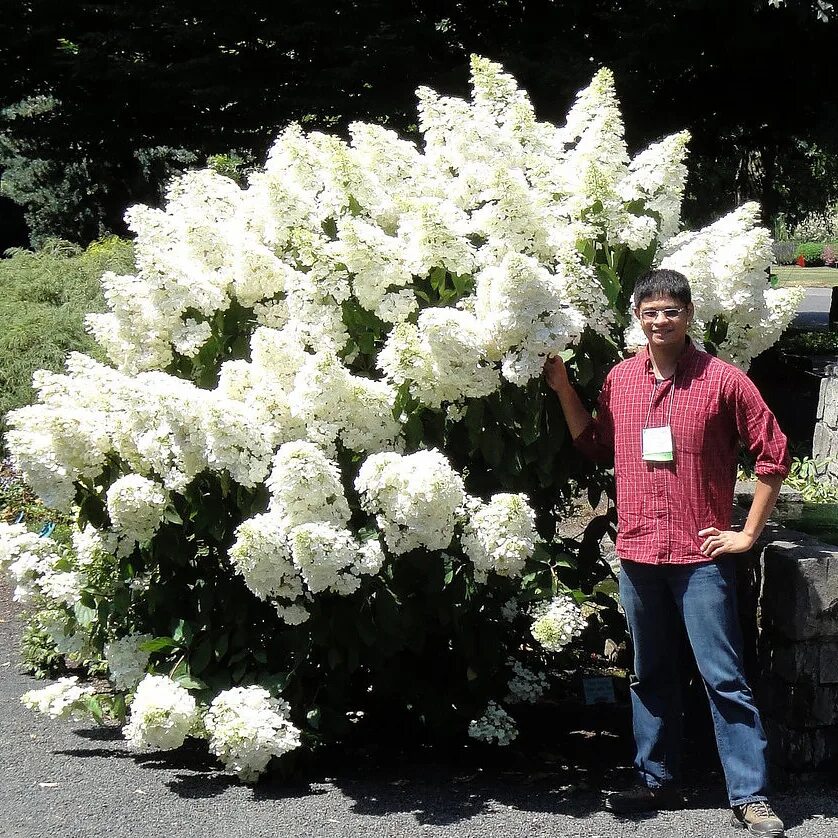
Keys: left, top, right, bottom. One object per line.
{"left": 573, "top": 373, "right": 615, "bottom": 464}
{"left": 727, "top": 371, "right": 790, "bottom": 478}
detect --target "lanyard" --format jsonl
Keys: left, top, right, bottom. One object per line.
{"left": 643, "top": 374, "right": 676, "bottom": 430}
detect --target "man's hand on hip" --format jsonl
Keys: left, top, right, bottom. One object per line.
{"left": 698, "top": 527, "right": 755, "bottom": 557}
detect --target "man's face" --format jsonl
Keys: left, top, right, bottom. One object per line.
{"left": 634, "top": 294, "right": 693, "bottom": 350}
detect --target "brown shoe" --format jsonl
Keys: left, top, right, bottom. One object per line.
{"left": 605, "top": 784, "right": 684, "bottom": 814}
{"left": 730, "top": 801, "right": 785, "bottom": 836}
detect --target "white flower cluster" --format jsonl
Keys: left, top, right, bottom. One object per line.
{"left": 461, "top": 493, "right": 537, "bottom": 581}
{"left": 123, "top": 674, "right": 199, "bottom": 752}
{"left": 265, "top": 441, "right": 351, "bottom": 530}
{"left": 657, "top": 203, "right": 805, "bottom": 368}
{"left": 289, "top": 352, "right": 402, "bottom": 454}
{"left": 72, "top": 524, "right": 119, "bottom": 569}
{"left": 506, "top": 659, "right": 550, "bottom": 704}
{"left": 530, "top": 595, "right": 588, "bottom": 653}
{"left": 104, "top": 633, "right": 153, "bottom": 691}
{"left": 228, "top": 442, "right": 384, "bottom": 623}
{"left": 204, "top": 686, "right": 302, "bottom": 782}
{"left": 378, "top": 309, "right": 499, "bottom": 408}
{"left": 355, "top": 449, "right": 466, "bottom": 554}
{"left": 5, "top": 59, "right": 797, "bottom": 533}
{"left": 467, "top": 700, "right": 518, "bottom": 746}
{"left": 21, "top": 676, "right": 95, "bottom": 720}
{"left": 3, "top": 59, "right": 806, "bottom": 770}
{"left": 106, "top": 474, "right": 168, "bottom": 545}
{"left": 38, "top": 608, "right": 88, "bottom": 660}
{"left": 0, "top": 522, "right": 84, "bottom": 606}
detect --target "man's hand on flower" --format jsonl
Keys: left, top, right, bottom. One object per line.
{"left": 543, "top": 355, "right": 570, "bottom": 394}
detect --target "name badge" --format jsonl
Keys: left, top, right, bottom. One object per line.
{"left": 642, "top": 425, "right": 674, "bottom": 462}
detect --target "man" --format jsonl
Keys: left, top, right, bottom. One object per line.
{"left": 544, "top": 269, "right": 789, "bottom": 837}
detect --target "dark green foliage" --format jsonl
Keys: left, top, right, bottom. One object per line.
{"left": 20, "top": 620, "right": 65, "bottom": 679}
{"left": 0, "top": 237, "right": 133, "bottom": 443}
{"left": 2, "top": 2, "right": 838, "bottom": 244}
{"left": 777, "top": 329, "right": 838, "bottom": 355}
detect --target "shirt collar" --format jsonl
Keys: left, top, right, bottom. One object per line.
{"left": 641, "top": 336, "right": 699, "bottom": 376}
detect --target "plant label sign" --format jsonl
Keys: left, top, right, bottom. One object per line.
{"left": 582, "top": 675, "right": 616, "bottom": 705}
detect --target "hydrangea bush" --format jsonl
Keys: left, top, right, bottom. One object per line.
{"left": 1, "top": 57, "right": 802, "bottom": 781}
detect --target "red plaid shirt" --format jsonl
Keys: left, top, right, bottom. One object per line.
{"left": 574, "top": 340, "right": 790, "bottom": 565}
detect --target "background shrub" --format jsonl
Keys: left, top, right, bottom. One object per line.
{"left": 0, "top": 237, "right": 133, "bottom": 445}
{"left": 794, "top": 241, "right": 826, "bottom": 266}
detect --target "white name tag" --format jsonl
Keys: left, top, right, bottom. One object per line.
{"left": 642, "top": 425, "right": 674, "bottom": 462}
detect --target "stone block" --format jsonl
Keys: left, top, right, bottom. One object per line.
{"left": 761, "top": 540, "right": 838, "bottom": 640}
{"left": 765, "top": 720, "right": 838, "bottom": 771}
{"left": 820, "top": 642, "right": 838, "bottom": 684}
{"left": 811, "top": 685, "right": 838, "bottom": 725}
{"left": 764, "top": 640, "right": 820, "bottom": 684}
{"left": 812, "top": 423, "right": 830, "bottom": 463}
{"left": 815, "top": 378, "right": 830, "bottom": 430}
{"left": 822, "top": 378, "right": 838, "bottom": 429}
{"left": 757, "top": 676, "right": 836, "bottom": 729}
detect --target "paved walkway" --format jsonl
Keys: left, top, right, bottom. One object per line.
{"left": 791, "top": 287, "right": 833, "bottom": 330}
{"left": 1, "top": 578, "right": 837, "bottom": 838}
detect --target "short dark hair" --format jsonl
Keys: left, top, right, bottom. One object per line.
{"left": 633, "top": 269, "right": 692, "bottom": 308}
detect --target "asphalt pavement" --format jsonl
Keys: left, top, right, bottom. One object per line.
{"left": 2, "top": 576, "right": 837, "bottom": 838}
{"left": 790, "top": 287, "right": 833, "bottom": 330}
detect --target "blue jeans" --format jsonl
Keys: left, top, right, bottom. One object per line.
{"left": 618, "top": 557, "right": 769, "bottom": 807}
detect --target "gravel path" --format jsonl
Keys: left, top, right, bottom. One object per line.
{"left": 2, "top": 578, "right": 837, "bottom": 838}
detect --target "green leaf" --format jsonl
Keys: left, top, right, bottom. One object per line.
{"left": 85, "top": 695, "right": 104, "bottom": 724}
{"left": 214, "top": 632, "right": 230, "bottom": 660}
{"left": 357, "top": 615, "right": 377, "bottom": 647}
{"left": 259, "top": 672, "right": 290, "bottom": 695}
{"left": 111, "top": 693, "right": 126, "bottom": 722}
{"left": 347, "top": 195, "right": 363, "bottom": 216}
{"left": 172, "top": 619, "right": 192, "bottom": 645}
{"left": 573, "top": 352, "right": 594, "bottom": 387}
{"left": 189, "top": 636, "right": 213, "bottom": 675}
{"left": 429, "top": 266, "right": 447, "bottom": 292}
{"left": 162, "top": 507, "right": 183, "bottom": 525}
{"left": 73, "top": 602, "right": 97, "bottom": 628}
{"left": 451, "top": 272, "right": 473, "bottom": 297}
{"left": 173, "top": 673, "right": 208, "bottom": 691}
{"left": 596, "top": 264, "right": 621, "bottom": 309}
{"left": 78, "top": 492, "right": 108, "bottom": 529}
{"left": 479, "top": 424, "right": 504, "bottom": 467}
{"left": 139, "top": 636, "right": 178, "bottom": 653}
{"left": 306, "top": 707, "right": 321, "bottom": 730}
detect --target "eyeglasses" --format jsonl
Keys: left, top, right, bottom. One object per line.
{"left": 638, "top": 307, "right": 687, "bottom": 322}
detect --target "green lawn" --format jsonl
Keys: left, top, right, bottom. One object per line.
{"left": 772, "top": 265, "right": 838, "bottom": 288}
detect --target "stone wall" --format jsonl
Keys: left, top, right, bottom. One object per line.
{"left": 813, "top": 362, "right": 838, "bottom": 485}
{"left": 756, "top": 528, "right": 838, "bottom": 771}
